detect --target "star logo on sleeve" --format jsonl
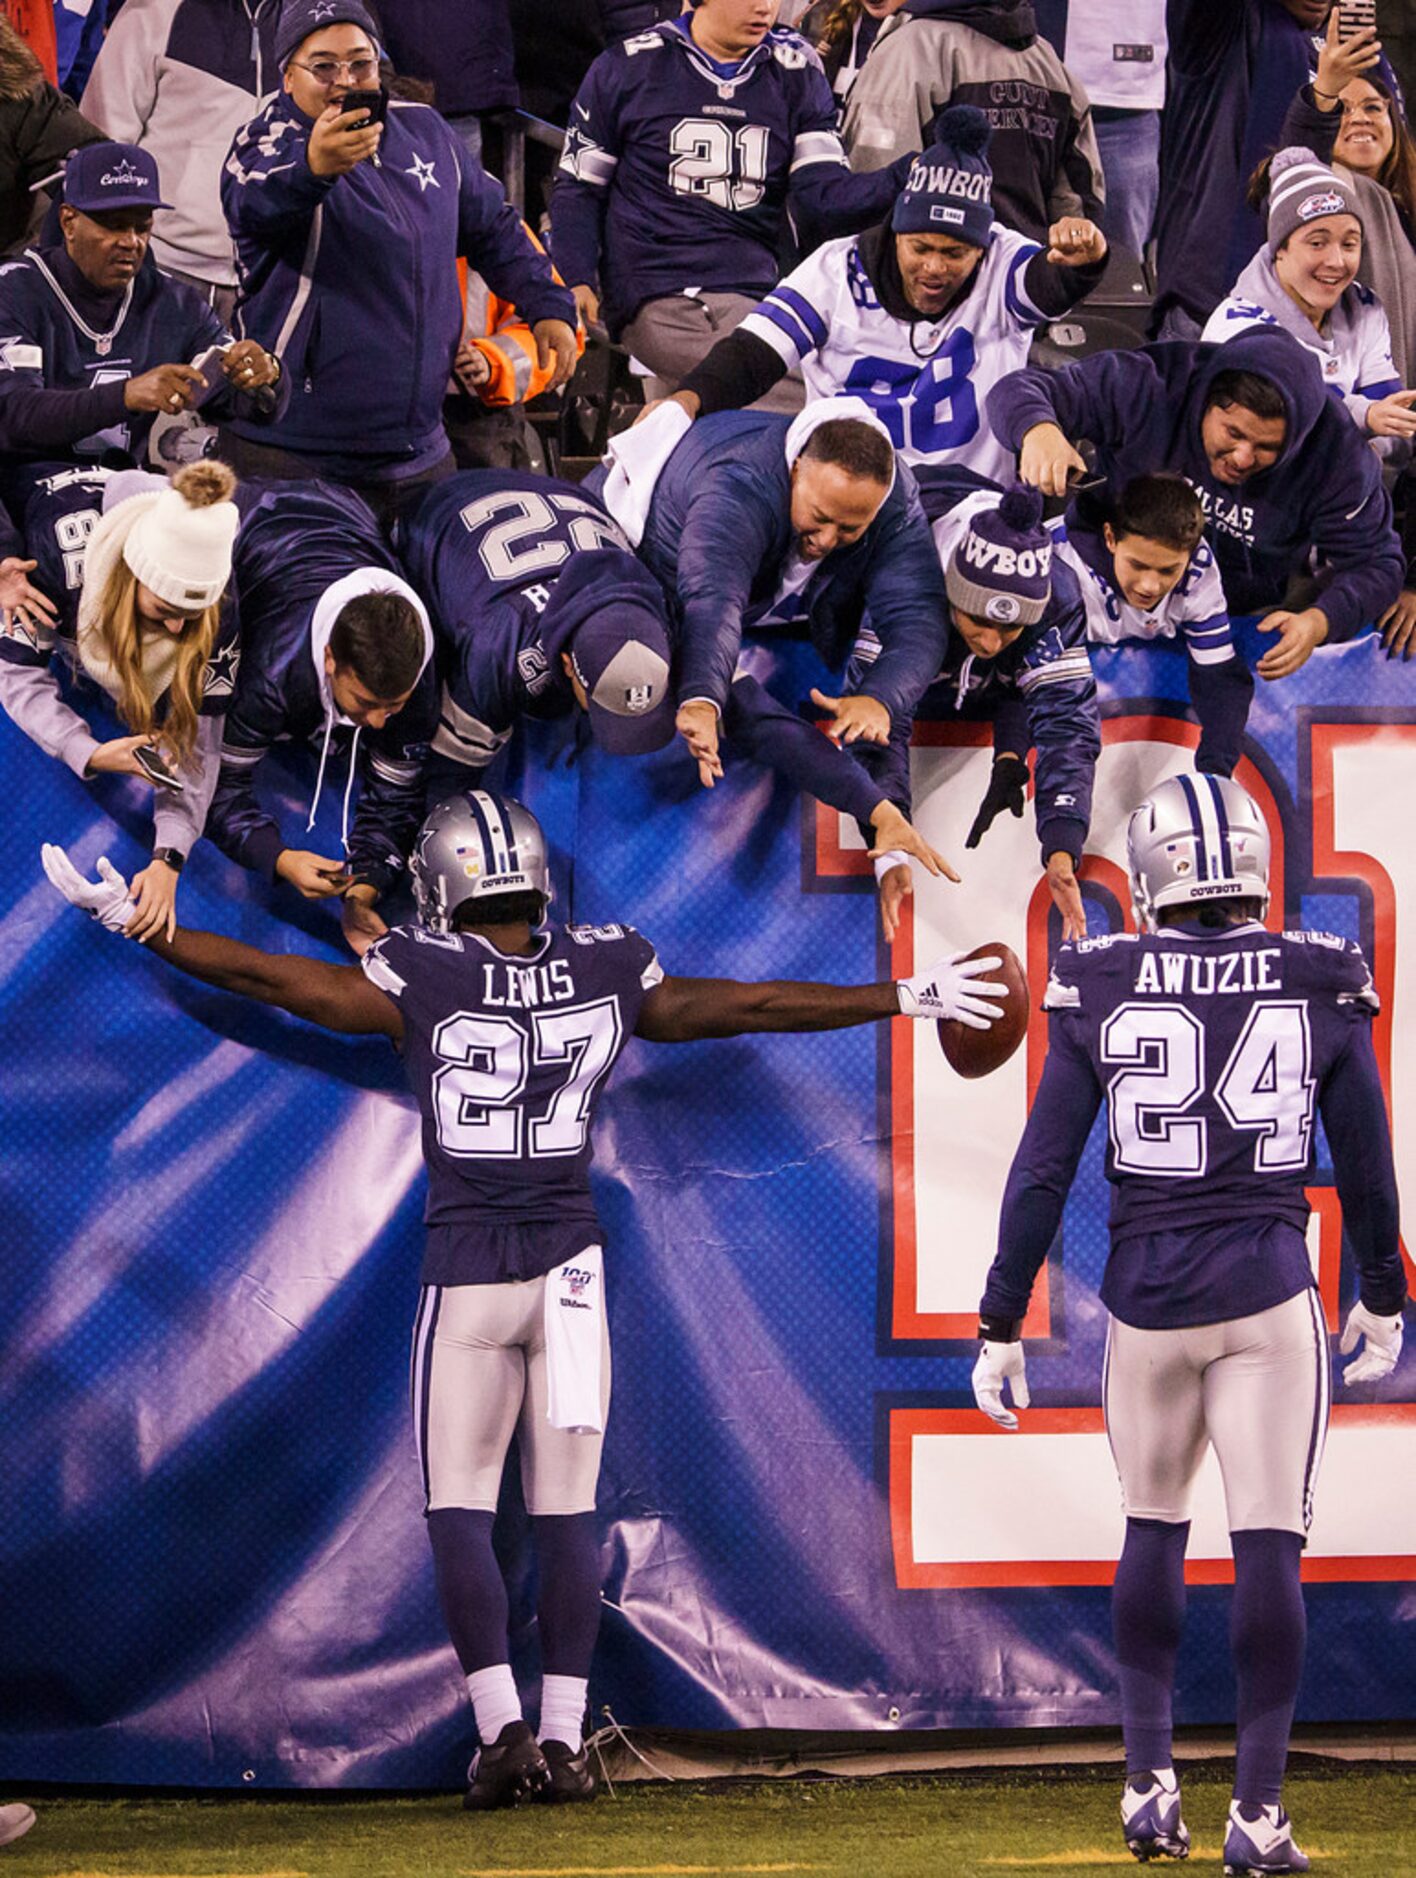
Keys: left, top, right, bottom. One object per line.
{"left": 561, "top": 123, "right": 591, "bottom": 178}
{"left": 405, "top": 154, "right": 440, "bottom": 192}
{"left": 201, "top": 639, "right": 242, "bottom": 699}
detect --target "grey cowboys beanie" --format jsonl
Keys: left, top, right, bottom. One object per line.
{"left": 1267, "top": 146, "right": 1363, "bottom": 255}
{"left": 946, "top": 484, "right": 1053, "bottom": 629}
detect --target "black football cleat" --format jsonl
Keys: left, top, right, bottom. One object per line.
{"left": 462, "top": 1719, "right": 550, "bottom": 1811}
{"left": 538, "top": 1739, "right": 598, "bottom": 1804}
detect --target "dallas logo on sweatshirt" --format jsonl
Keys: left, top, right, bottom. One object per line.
{"left": 1191, "top": 484, "right": 1257, "bottom": 548}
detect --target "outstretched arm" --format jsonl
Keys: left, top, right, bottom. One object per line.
{"left": 148, "top": 926, "right": 403, "bottom": 1039}
{"left": 635, "top": 953, "right": 1006, "bottom": 1043}
{"left": 41, "top": 844, "right": 401, "bottom": 1040}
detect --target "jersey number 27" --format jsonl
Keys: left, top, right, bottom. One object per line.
{"left": 431, "top": 997, "right": 622, "bottom": 1159}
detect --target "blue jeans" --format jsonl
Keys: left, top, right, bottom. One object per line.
{"left": 1093, "top": 108, "right": 1161, "bottom": 261}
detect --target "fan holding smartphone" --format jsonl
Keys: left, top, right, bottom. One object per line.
{"left": 0, "top": 463, "right": 241, "bottom": 943}
{"left": 218, "top": 1, "right": 578, "bottom": 524}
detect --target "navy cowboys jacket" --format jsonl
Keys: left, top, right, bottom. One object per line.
{"left": 627, "top": 408, "right": 948, "bottom": 733}
{"left": 220, "top": 92, "right": 575, "bottom": 470}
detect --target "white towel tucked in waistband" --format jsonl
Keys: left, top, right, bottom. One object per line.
{"left": 543, "top": 1245, "right": 606, "bottom": 1434}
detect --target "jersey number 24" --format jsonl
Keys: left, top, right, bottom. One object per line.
{"left": 1101, "top": 1000, "right": 1316, "bottom": 1177}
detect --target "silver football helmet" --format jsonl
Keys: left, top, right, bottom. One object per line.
{"left": 1126, "top": 773, "right": 1271, "bottom": 931}
{"left": 410, "top": 789, "right": 552, "bottom": 932}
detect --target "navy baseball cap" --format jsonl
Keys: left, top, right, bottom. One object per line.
{"left": 63, "top": 143, "right": 172, "bottom": 214}
{"left": 569, "top": 607, "right": 675, "bottom": 756}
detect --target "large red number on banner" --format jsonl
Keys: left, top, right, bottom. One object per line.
{"left": 815, "top": 714, "right": 1416, "bottom": 1587}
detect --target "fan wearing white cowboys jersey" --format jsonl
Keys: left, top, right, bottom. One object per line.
{"left": 972, "top": 774, "right": 1408, "bottom": 1876}
{"left": 666, "top": 105, "right": 1107, "bottom": 480}
{"left": 41, "top": 787, "right": 1005, "bottom": 1811}
{"left": 550, "top": 0, "right": 917, "bottom": 401}
{"left": 1051, "top": 472, "right": 1255, "bottom": 779}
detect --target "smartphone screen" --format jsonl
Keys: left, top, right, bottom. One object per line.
{"left": 135, "top": 744, "right": 186, "bottom": 792}
{"left": 342, "top": 88, "right": 386, "bottom": 128}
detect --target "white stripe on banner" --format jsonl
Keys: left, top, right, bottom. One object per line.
{"left": 895, "top": 1406, "right": 1416, "bottom": 1585}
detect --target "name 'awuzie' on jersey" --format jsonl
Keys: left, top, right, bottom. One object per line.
{"left": 985, "top": 923, "right": 1405, "bottom": 1330}
{"left": 361, "top": 920, "right": 662, "bottom": 1285}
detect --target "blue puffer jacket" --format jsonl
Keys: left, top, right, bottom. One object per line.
{"left": 221, "top": 93, "right": 574, "bottom": 470}
{"left": 622, "top": 409, "right": 948, "bottom": 727}
{"left": 988, "top": 328, "right": 1404, "bottom": 639}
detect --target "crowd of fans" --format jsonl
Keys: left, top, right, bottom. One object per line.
{"left": 1, "top": 0, "right": 1410, "bottom": 955}
{"left": 1, "top": 0, "right": 1415, "bottom": 1825}
{"left": 0, "top": 0, "right": 1410, "bottom": 935}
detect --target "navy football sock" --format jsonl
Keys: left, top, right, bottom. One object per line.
{"left": 1113, "top": 1516, "right": 1190, "bottom": 1775}
{"left": 533, "top": 1512, "right": 601, "bottom": 1679}
{"left": 1231, "top": 1528, "right": 1306, "bottom": 1808}
{"left": 427, "top": 1508, "right": 509, "bottom": 1674}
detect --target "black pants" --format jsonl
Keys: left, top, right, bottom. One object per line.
{"left": 215, "top": 429, "right": 457, "bottom": 533}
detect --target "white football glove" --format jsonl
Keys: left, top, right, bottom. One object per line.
{"left": 972, "top": 1339, "right": 1030, "bottom": 1430}
{"left": 1339, "top": 1301, "right": 1404, "bottom": 1385}
{"left": 40, "top": 842, "right": 136, "bottom": 934}
{"left": 897, "top": 952, "right": 1007, "bottom": 1029}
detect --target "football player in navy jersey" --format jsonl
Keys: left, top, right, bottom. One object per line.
{"left": 551, "top": 0, "right": 915, "bottom": 400}
{"left": 42, "top": 788, "right": 1005, "bottom": 1812}
{"left": 972, "top": 774, "right": 1409, "bottom": 1875}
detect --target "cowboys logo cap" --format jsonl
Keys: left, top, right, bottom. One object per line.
{"left": 568, "top": 606, "right": 675, "bottom": 756}
{"left": 63, "top": 142, "right": 173, "bottom": 214}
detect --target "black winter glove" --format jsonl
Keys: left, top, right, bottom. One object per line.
{"left": 965, "top": 754, "right": 1028, "bottom": 849}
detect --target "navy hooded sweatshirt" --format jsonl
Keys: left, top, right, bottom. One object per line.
{"left": 987, "top": 328, "right": 1403, "bottom": 638}
{"left": 208, "top": 479, "right": 439, "bottom": 892}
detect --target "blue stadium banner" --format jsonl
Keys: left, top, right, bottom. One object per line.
{"left": 2, "top": 624, "right": 1413, "bottom": 1786}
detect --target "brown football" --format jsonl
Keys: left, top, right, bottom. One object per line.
{"left": 937, "top": 941, "right": 1030, "bottom": 1079}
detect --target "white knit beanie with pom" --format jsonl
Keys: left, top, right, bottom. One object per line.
{"left": 121, "top": 460, "right": 239, "bottom": 610}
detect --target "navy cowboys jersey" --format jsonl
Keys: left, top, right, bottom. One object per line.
{"left": 983, "top": 924, "right": 1406, "bottom": 1330}
{"left": 397, "top": 469, "right": 630, "bottom": 767}
{"left": 0, "top": 248, "right": 230, "bottom": 476}
{"left": 553, "top": 22, "right": 854, "bottom": 333}
{"left": 361, "top": 920, "right": 663, "bottom": 1285}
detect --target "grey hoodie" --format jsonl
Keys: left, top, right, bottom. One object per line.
{"left": 841, "top": 0, "right": 1102, "bottom": 243}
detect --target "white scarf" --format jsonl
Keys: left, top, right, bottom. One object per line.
{"left": 75, "top": 476, "right": 182, "bottom": 704}
{"left": 597, "top": 400, "right": 692, "bottom": 546}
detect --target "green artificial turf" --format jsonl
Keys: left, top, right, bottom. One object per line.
{"left": 3, "top": 1767, "right": 1413, "bottom": 1878}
